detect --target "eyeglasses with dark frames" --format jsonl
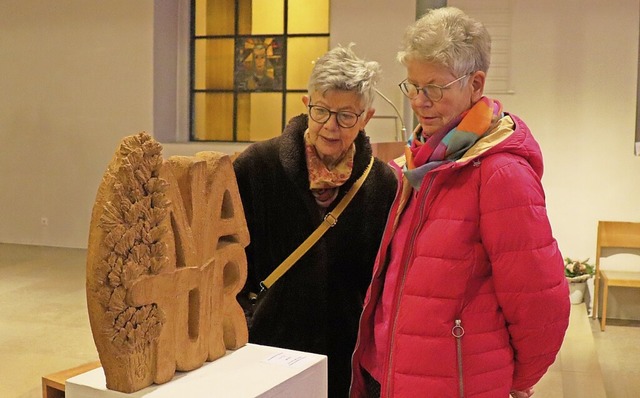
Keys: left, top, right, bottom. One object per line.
{"left": 307, "top": 104, "right": 364, "bottom": 128}
{"left": 398, "top": 73, "right": 472, "bottom": 102}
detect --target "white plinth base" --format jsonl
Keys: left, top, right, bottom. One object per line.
{"left": 66, "top": 343, "right": 327, "bottom": 398}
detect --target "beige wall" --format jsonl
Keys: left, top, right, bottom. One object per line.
{"left": 498, "top": 0, "right": 640, "bottom": 319}
{"left": 0, "top": 0, "right": 155, "bottom": 248}
{"left": 0, "top": 0, "right": 639, "bottom": 319}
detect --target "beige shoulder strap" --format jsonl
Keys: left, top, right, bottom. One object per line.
{"left": 259, "top": 156, "right": 375, "bottom": 291}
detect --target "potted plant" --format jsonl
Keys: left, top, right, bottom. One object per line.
{"left": 564, "top": 257, "right": 595, "bottom": 304}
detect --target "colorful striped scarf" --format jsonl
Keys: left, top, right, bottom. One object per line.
{"left": 404, "top": 97, "right": 503, "bottom": 189}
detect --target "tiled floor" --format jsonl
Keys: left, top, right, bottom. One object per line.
{"left": 0, "top": 244, "right": 98, "bottom": 398}
{"left": 1, "top": 243, "right": 639, "bottom": 398}
{"left": 591, "top": 317, "right": 640, "bottom": 397}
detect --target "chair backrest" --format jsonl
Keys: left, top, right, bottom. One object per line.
{"left": 596, "top": 221, "right": 640, "bottom": 271}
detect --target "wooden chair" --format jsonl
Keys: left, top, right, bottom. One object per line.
{"left": 593, "top": 221, "right": 640, "bottom": 331}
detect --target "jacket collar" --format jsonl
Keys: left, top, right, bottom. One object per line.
{"left": 278, "top": 114, "right": 374, "bottom": 194}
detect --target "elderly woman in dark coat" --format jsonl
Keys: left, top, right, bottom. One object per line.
{"left": 233, "top": 45, "right": 398, "bottom": 397}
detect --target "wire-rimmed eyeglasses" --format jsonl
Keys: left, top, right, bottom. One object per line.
{"left": 398, "top": 73, "right": 471, "bottom": 102}
{"left": 307, "top": 104, "right": 364, "bottom": 128}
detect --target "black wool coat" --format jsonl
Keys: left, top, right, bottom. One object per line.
{"left": 233, "top": 114, "right": 397, "bottom": 397}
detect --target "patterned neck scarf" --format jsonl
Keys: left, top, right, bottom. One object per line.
{"left": 404, "top": 97, "right": 503, "bottom": 189}
{"left": 304, "top": 129, "right": 355, "bottom": 207}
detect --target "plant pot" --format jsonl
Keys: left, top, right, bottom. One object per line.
{"left": 568, "top": 281, "right": 588, "bottom": 304}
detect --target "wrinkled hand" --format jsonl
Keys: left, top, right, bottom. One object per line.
{"left": 510, "top": 388, "right": 534, "bottom": 398}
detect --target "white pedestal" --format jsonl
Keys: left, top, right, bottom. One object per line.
{"left": 66, "top": 344, "right": 328, "bottom": 398}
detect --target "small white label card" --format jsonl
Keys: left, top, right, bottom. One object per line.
{"left": 263, "top": 352, "right": 315, "bottom": 368}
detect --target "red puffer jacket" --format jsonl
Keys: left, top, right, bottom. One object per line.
{"left": 351, "top": 114, "right": 570, "bottom": 398}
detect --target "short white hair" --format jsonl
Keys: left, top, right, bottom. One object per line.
{"left": 308, "top": 44, "right": 381, "bottom": 109}
{"left": 397, "top": 7, "right": 491, "bottom": 76}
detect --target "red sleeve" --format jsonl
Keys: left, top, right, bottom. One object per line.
{"left": 479, "top": 156, "right": 570, "bottom": 390}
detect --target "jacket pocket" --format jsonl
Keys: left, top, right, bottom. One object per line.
{"left": 452, "top": 319, "right": 465, "bottom": 398}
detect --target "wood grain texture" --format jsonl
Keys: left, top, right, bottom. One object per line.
{"left": 86, "top": 132, "right": 249, "bottom": 393}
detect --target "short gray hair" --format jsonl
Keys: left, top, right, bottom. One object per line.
{"left": 397, "top": 7, "right": 491, "bottom": 76}
{"left": 308, "top": 44, "right": 381, "bottom": 109}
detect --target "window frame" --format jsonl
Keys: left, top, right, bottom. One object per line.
{"left": 189, "top": 0, "right": 330, "bottom": 142}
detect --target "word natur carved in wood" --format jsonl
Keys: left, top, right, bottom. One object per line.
{"left": 86, "top": 132, "right": 249, "bottom": 393}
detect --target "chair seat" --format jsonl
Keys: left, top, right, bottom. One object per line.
{"left": 593, "top": 220, "right": 640, "bottom": 332}
{"left": 600, "top": 270, "right": 640, "bottom": 287}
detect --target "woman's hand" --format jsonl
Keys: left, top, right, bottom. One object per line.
{"left": 510, "top": 388, "right": 534, "bottom": 398}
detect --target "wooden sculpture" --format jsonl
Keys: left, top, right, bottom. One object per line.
{"left": 86, "top": 132, "right": 249, "bottom": 393}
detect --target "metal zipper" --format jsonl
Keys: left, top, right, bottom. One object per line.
{"left": 384, "top": 174, "right": 436, "bottom": 397}
{"left": 349, "top": 171, "right": 405, "bottom": 396}
{"left": 453, "top": 319, "right": 465, "bottom": 398}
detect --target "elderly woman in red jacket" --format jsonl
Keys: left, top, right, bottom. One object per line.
{"left": 350, "top": 7, "right": 570, "bottom": 398}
